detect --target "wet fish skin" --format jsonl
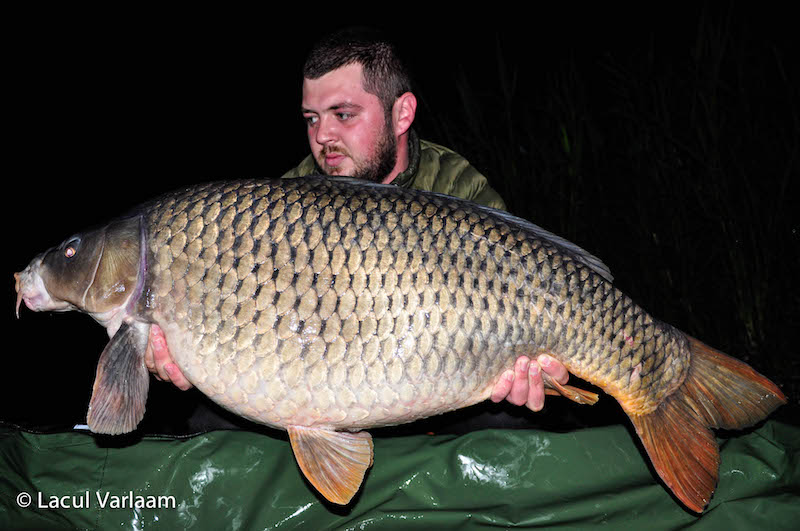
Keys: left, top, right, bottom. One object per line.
{"left": 15, "top": 176, "right": 785, "bottom": 510}
{"left": 142, "top": 177, "right": 671, "bottom": 429}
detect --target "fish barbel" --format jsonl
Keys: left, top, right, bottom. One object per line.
{"left": 14, "top": 177, "right": 785, "bottom": 511}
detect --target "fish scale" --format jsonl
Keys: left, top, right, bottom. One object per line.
{"left": 15, "top": 176, "right": 785, "bottom": 510}
{"left": 141, "top": 178, "right": 681, "bottom": 429}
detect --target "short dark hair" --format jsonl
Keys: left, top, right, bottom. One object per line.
{"left": 303, "top": 28, "right": 413, "bottom": 115}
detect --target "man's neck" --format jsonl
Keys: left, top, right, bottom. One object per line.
{"left": 386, "top": 129, "right": 420, "bottom": 188}
{"left": 381, "top": 132, "right": 410, "bottom": 184}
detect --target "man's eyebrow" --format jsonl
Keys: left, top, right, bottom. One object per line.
{"left": 302, "top": 102, "right": 363, "bottom": 113}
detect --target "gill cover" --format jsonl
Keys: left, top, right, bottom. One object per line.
{"left": 38, "top": 216, "right": 143, "bottom": 314}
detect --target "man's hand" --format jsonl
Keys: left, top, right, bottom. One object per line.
{"left": 144, "top": 324, "right": 193, "bottom": 391}
{"left": 490, "top": 355, "right": 568, "bottom": 411}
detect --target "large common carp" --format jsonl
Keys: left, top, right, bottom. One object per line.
{"left": 14, "top": 177, "right": 785, "bottom": 512}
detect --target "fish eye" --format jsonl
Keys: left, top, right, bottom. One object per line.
{"left": 63, "top": 237, "right": 80, "bottom": 259}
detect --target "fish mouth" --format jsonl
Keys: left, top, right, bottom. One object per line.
{"left": 13, "top": 261, "right": 71, "bottom": 317}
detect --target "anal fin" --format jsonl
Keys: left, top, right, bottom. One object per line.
{"left": 541, "top": 371, "right": 599, "bottom": 405}
{"left": 87, "top": 321, "right": 150, "bottom": 435}
{"left": 287, "top": 426, "right": 373, "bottom": 505}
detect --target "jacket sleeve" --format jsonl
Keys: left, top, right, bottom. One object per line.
{"left": 444, "top": 158, "right": 507, "bottom": 211}
{"left": 469, "top": 175, "right": 507, "bottom": 210}
{"left": 417, "top": 139, "right": 508, "bottom": 211}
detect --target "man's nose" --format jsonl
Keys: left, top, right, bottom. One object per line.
{"left": 314, "top": 116, "right": 338, "bottom": 145}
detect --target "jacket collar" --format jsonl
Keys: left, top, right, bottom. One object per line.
{"left": 390, "top": 128, "right": 420, "bottom": 188}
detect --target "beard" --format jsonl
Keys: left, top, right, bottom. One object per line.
{"left": 319, "top": 120, "right": 397, "bottom": 183}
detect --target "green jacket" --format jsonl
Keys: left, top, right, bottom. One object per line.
{"left": 280, "top": 129, "right": 507, "bottom": 210}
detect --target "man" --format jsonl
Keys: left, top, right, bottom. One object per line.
{"left": 281, "top": 29, "right": 505, "bottom": 209}
{"left": 146, "top": 28, "right": 570, "bottom": 415}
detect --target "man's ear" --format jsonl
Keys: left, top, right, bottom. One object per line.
{"left": 392, "top": 92, "right": 417, "bottom": 137}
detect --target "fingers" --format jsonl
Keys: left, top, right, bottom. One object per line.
{"left": 491, "top": 356, "right": 532, "bottom": 405}
{"left": 144, "top": 338, "right": 160, "bottom": 380}
{"left": 490, "top": 369, "right": 514, "bottom": 403}
{"left": 507, "top": 357, "right": 532, "bottom": 406}
{"left": 146, "top": 324, "right": 194, "bottom": 391}
{"left": 490, "top": 354, "right": 571, "bottom": 412}
{"left": 163, "top": 363, "right": 193, "bottom": 391}
{"left": 150, "top": 326, "right": 172, "bottom": 382}
{"left": 538, "top": 354, "right": 569, "bottom": 385}
{"left": 490, "top": 355, "right": 546, "bottom": 412}
{"left": 526, "top": 361, "right": 545, "bottom": 412}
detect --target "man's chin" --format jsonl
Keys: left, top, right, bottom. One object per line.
{"left": 317, "top": 160, "right": 352, "bottom": 177}
{"left": 324, "top": 168, "right": 349, "bottom": 176}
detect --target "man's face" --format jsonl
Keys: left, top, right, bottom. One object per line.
{"left": 302, "top": 63, "right": 397, "bottom": 182}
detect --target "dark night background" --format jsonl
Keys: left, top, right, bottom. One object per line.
{"left": 5, "top": 5, "right": 798, "bottom": 436}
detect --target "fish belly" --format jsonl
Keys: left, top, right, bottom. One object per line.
{"left": 158, "top": 311, "right": 524, "bottom": 430}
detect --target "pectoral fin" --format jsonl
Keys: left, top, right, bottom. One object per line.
{"left": 87, "top": 322, "right": 150, "bottom": 434}
{"left": 287, "top": 426, "right": 374, "bottom": 505}
{"left": 542, "top": 371, "right": 599, "bottom": 405}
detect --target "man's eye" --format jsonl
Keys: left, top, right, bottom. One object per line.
{"left": 337, "top": 112, "right": 353, "bottom": 121}
{"left": 304, "top": 115, "right": 318, "bottom": 126}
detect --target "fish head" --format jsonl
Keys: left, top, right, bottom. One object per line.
{"left": 15, "top": 216, "right": 142, "bottom": 319}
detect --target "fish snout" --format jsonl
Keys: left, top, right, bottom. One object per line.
{"left": 14, "top": 266, "right": 40, "bottom": 318}
{"left": 13, "top": 261, "right": 69, "bottom": 317}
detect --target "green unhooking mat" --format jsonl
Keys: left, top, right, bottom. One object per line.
{"left": 1, "top": 422, "right": 798, "bottom": 530}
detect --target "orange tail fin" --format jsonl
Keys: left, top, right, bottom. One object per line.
{"left": 629, "top": 335, "right": 786, "bottom": 513}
